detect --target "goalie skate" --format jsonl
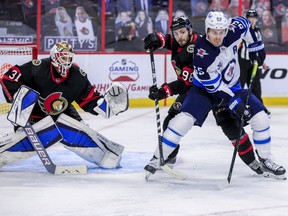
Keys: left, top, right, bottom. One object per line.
{"left": 260, "top": 158, "right": 286, "bottom": 180}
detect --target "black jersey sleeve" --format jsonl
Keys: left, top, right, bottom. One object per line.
{"left": 2, "top": 61, "right": 34, "bottom": 100}
{"left": 75, "top": 79, "right": 103, "bottom": 115}
{"left": 63, "top": 104, "right": 83, "bottom": 121}
{"left": 163, "top": 34, "right": 173, "bottom": 50}
{"left": 166, "top": 79, "right": 189, "bottom": 95}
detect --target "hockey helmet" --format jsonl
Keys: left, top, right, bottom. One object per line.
{"left": 205, "top": 11, "right": 228, "bottom": 35}
{"left": 50, "top": 41, "right": 74, "bottom": 78}
{"left": 170, "top": 15, "right": 193, "bottom": 32}
{"left": 246, "top": 9, "right": 258, "bottom": 18}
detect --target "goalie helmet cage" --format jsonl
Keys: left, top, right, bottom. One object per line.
{"left": 0, "top": 43, "right": 38, "bottom": 136}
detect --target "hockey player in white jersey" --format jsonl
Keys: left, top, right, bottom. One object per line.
{"left": 146, "top": 11, "right": 286, "bottom": 179}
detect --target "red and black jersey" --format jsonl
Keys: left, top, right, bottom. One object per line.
{"left": 162, "top": 32, "right": 201, "bottom": 95}
{"left": 2, "top": 58, "right": 102, "bottom": 121}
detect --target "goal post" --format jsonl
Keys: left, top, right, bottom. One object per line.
{"left": 0, "top": 43, "right": 38, "bottom": 136}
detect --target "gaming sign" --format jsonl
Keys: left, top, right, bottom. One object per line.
{"left": 108, "top": 59, "right": 139, "bottom": 82}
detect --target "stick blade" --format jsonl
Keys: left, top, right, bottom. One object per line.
{"left": 54, "top": 165, "right": 88, "bottom": 175}
{"left": 160, "top": 165, "right": 187, "bottom": 180}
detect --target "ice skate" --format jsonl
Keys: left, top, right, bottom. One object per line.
{"left": 165, "top": 156, "right": 177, "bottom": 168}
{"left": 144, "top": 155, "right": 179, "bottom": 180}
{"left": 144, "top": 155, "right": 176, "bottom": 173}
{"left": 248, "top": 160, "right": 263, "bottom": 175}
{"left": 260, "top": 158, "right": 286, "bottom": 180}
{"left": 144, "top": 156, "right": 159, "bottom": 180}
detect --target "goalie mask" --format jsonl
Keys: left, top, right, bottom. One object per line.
{"left": 50, "top": 41, "right": 74, "bottom": 78}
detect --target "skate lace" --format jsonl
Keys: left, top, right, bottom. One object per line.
{"left": 148, "top": 157, "right": 160, "bottom": 168}
{"left": 264, "top": 160, "right": 280, "bottom": 171}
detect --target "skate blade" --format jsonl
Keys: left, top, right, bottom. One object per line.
{"left": 263, "top": 172, "right": 287, "bottom": 180}
{"left": 145, "top": 170, "right": 153, "bottom": 181}
{"left": 144, "top": 165, "right": 156, "bottom": 181}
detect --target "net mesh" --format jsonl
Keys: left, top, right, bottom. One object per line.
{"left": 0, "top": 44, "right": 37, "bottom": 136}
{"left": 0, "top": 47, "right": 34, "bottom": 56}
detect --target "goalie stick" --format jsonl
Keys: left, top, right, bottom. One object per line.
{"left": 24, "top": 121, "right": 87, "bottom": 174}
{"left": 145, "top": 50, "right": 186, "bottom": 181}
{"left": 0, "top": 80, "right": 87, "bottom": 174}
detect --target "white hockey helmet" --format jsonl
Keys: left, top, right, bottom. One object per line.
{"left": 50, "top": 41, "right": 74, "bottom": 78}
{"left": 205, "top": 11, "right": 228, "bottom": 35}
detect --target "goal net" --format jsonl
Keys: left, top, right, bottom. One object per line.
{"left": 0, "top": 43, "right": 37, "bottom": 136}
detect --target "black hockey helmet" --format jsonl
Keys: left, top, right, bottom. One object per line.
{"left": 246, "top": 9, "right": 258, "bottom": 18}
{"left": 170, "top": 15, "right": 193, "bottom": 32}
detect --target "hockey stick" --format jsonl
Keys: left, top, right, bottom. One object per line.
{"left": 149, "top": 50, "right": 164, "bottom": 165}
{"left": 227, "top": 60, "right": 258, "bottom": 183}
{"left": 24, "top": 121, "right": 87, "bottom": 174}
{"left": 146, "top": 51, "right": 186, "bottom": 180}
{"left": 0, "top": 79, "right": 87, "bottom": 174}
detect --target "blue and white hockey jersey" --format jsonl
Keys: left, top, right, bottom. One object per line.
{"left": 193, "top": 16, "right": 264, "bottom": 102}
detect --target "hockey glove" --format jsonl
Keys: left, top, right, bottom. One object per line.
{"left": 94, "top": 82, "right": 128, "bottom": 118}
{"left": 228, "top": 96, "right": 251, "bottom": 121}
{"left": 144, "top": 33, "right": 164, "bottom": 51}
{"left": 148, "top": 84, "right": 171, "bottom": 100}
{"left": 248, "top": 42, "right": 266, "bottom": 66}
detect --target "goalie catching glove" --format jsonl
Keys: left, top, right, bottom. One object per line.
{"left": 94, "top": 82, "right": 129, "bottom": 118}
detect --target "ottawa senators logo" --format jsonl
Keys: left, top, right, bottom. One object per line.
{"left": 187, "top": 44, "right": 194, "bottom": 53}
{"left": 32, "top": 59, "right": 41, "bottom": 66}
{"left": 79, "top": 68, "right": 87, "bottom": 76}
{"left": 38, "top": 92, "right": 68, "bottom": 115}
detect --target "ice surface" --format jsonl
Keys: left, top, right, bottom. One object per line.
{"left": 1, "top": 107, "right": 288, "bottom": 216}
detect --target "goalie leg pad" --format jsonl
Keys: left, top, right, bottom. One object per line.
{"left": 0, "top": 116, "right": 62, "bottom": 167}
{"left": 64, "top": 146, "right": 122, "bottom": 169}
{"left": 56, "top": 114, "right": 124, "bottom": 168}
{"left": 0, "top": 151, "right": 36, "bottom": 169}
